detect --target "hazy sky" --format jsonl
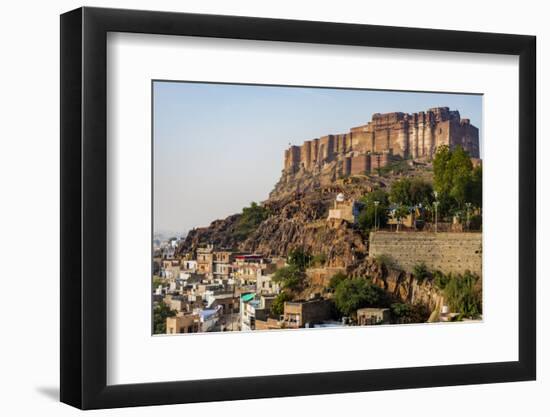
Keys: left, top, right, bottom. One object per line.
{"left": 153, "top": 81, "right": 482, "bottom": 236}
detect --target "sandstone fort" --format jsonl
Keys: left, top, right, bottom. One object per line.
{"left": 283, "top": 107, "right": 479, "bottom": 176}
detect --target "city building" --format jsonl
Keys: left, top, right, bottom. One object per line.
{"left": 212, "top": 250, "right": 235, "bottom": 280}
{"left": 196, "top": 244, "right": 214, "bottom": 275}
{"left": 357, "top": 308, "right": 391, "bottom": 325}
{"left": 161, "top": 259, "right": 181, "bottom": 279}
{"left": 181, "top": 259, "right": 197, "bottom": 272}
{"left": 239, "top": 292, "right": 256, "bottom": 331}
{"left": 232, "top": 254, "right": 275, "bottom": 284}
{"left": 282, "top": 299, "right": 332, "bottom": 328}
{"left": 168, "top": 296, "right": 186, "bottom": 312}
{"left": 210, "top": 295, "right": 239, "bottom": 315}
{"left": 198, "top": 307, "right": 220, "bottom": 332}
{"left": 240, "top": 294, "right": 276, "bottom": 331}
{"left": 256, "top": 273, "right": 280, "bottom": 295}
{"left": 327, "top": 193, "right": 364, "bottom": 224}
{"left": 166, "top": 313, "right": 200, "bottom": 334}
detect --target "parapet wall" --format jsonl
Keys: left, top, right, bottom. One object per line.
{"left": 369, "top": 232, "right": 482, "bottom": 275}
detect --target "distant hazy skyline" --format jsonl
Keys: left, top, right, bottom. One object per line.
{"left": 153, "top": 81, "right": 482, "bottom": 236}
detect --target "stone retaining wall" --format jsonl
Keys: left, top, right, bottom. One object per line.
{"left": 369, "top": 231, "right": 482, "bottom": 275}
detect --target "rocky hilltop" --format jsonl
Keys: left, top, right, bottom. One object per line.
{"left": 175, "top": 108, "right": 480, "bottom": 313}
{"left": 177, "top": 182, "right": 370, "bottom": 268}
{"left": 175, "top": 169, "right": 447, "bottom": 318}
{"left": 177, "top": 161, "right": 433, "bottom": 270}
{"left": 176, "top": 108, "right": 475, "bottom": 266}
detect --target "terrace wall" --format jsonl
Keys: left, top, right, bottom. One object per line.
{"left": 369, "top": 231, "right": 482, "bottom": 275}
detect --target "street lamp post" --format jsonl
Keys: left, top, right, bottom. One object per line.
{"left": 397, "top": 202, "right": 403, "bottom": 232}
{"left": 433, "top": 201, "right": 440, "bottom": 233}
{"left": 465, "top": 202, "right": 472, "bottom": 231}
{"left": 374, "top": 200, "right": 379, "bottom": 231}
{"left": 433, "top": 191, "right": 439, "bottom": 233}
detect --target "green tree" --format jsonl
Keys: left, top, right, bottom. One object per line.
{"left": 358, "top": 204, "right": 387, "bottom": 232}
{"left": 390, "top": 178, "right": 433, "bottom": 207}
{"left": 433, "top": 270, "right": 450, "bottom": 290}
{"left": 443, "top": 271, "right": 482, "bottom": 319}
{"left": 390, "top": 178, "right": 433, "bottom": 229}
{"left": 153, "top": 302, "right": 177, "bottom": 334}
{"left": 234, "top": 202, "right": 270, "bottom": 241}
{"left": 311, "top": 253, "right": 327, "bottom": 267}
{"left": 374, "top": 254, "right": 397, "bottom": 269}
{"left": 413, "top": 262, "right": 429, "bottom": 282}
{"left": 272, "top": 265, "right": 305, "bottom": 290}
{"left": 333, "top": 278, "right": 387, "bottom": 317}
{"left": 270, "top": 292, "right": 292, "bottom": 317}
{"left": 391, "top": 302, "right": 430, "bottom": 324}
{"left": 392, "top": 203, "right": 410, "bottom": 231}
{"left": 360, "top": 188, "right": 390, "bottom": 206}
{"left": 433, "top": 145, "right": 453, "bottom": 195}
{"left": 433, "top": 145, "right": 481, "bottom": 217}
{"left": 390, "top": 302, "right": 412, "bottom": 322}
{"left": 448, "top": 147, "right": 474, "bottom": 206}
{"left": 328, "top": 272, "right": 347, "bottom": 291}
{"left": 409, "top": 178, "right": 434, "bottom": 207}
{"left": 390, "top": 178, "right": 413, "bottom": 206}
{"left": 358, "top": 189, "right": 390, "bottom": 232}
{"left": 287, "top": 248, "right": 312, "bottom": 270}
{"left": 468, "top": 165, "right": 483, "bottom": 209}
{"left": 152, "top": 276, "right": 164, "bottom": 289}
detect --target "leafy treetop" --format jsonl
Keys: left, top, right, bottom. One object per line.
{"left": 433, "top": 145, "right": 482, "bottom": 217}
{"left": 234, "top": 202, "right": 270, "bottom": 241}
{"left": 333, "top": 277, "right": 387, "bottom": 317}
{"left": 153, "top": 301, "right": 177, "bottom": 335}
{"left": 358, "top": 188, "right": 390, "bottom": 232}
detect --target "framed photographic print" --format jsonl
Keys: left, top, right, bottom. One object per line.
{"left": 60, "top": 6, "right": 536, "bottom": 410}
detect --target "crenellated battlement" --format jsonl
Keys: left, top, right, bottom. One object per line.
{"left": 283, "top": 107, "right": 480, "bottom": 175}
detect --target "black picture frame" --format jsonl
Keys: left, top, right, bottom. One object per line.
{"left": 60, "top": 6, "right": 536, "bottom": 410}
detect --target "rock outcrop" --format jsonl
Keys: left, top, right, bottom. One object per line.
{"left": 176, "top": 214, "right": 242, "bottom": 256}
{"left": 354, "top": 258, "right": 444, "bottom": 313}
{"left": 177, "top": 188, "right": 369, "bottom": 267}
